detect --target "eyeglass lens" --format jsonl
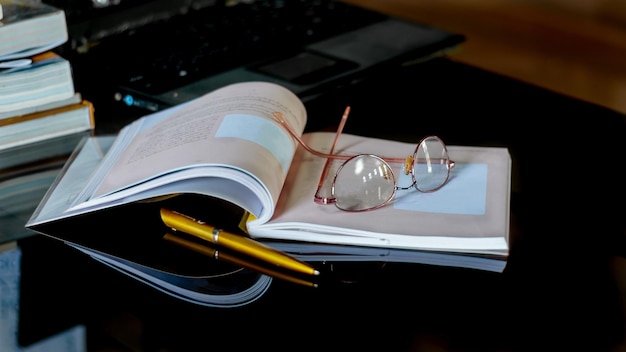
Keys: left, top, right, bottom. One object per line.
{"left": 413, "top": 136, "right": 450, "bottom": 192}
{"left": 332, "top": 155, "right": 396, "bottom": 211}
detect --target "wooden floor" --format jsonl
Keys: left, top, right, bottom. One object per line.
{"left": 344, "top": 0, "right": 626, "bottom": 115}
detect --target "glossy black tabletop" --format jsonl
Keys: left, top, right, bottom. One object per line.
{"left": 10, "top": 58, "right": 626, "bottom": 351}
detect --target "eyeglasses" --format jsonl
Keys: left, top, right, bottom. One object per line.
{"left": 273, "top": 107, "right": 455, "bottom": 212}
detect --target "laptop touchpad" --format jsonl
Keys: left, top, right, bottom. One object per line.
{"left": 251, "top": 51, "right": 358, "bottom": 85}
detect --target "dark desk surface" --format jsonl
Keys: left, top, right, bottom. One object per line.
{"left": 11, "top": 57, "right": 626, "bottom": 352}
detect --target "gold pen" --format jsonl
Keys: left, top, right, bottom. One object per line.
{"left": 163, "top": 232, "right": 318, "bottom": 288}
{"left": 160, "top": 208, "right": 320, "bottom": 277}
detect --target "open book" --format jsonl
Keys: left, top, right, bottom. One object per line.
{"left": 27, "top": 81, "right": 511, "bottom": 270}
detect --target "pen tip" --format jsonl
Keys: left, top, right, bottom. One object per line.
{"left": 313, "top": 270, "right": 320, "bottom": 276}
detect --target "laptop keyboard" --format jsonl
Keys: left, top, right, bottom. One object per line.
{"left": 79, "top": 0, "right": 386, "bottom": 95}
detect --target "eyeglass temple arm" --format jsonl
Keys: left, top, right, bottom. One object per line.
{"left": 272, "top": 111, "right": 455, "bottom": 172}
{"left": 313, "top": 106, "right": 351, "bottom": 204}
{"left": 272, "top": 111, "right": 352, "bottom": 161}
{"left": 327, "top": 106, "right": 350, "bottom": 156}
{"left": 400, "top": 155, "right": 455, "bottom": 175}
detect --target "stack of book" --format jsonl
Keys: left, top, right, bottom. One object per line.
{"left": 0, "top": 1, "right": 96, "bottom": 244}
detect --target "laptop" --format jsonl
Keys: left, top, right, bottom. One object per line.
{"left": 47, "top": 0, "right": 465, "bottom": 114}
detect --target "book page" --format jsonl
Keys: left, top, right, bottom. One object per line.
{"left": 85, "top": 82, "right": 306, "bottom": 219}
{"left": 27, "top": 136, "right": 115, "bottom": 226}
{"left": 249, "top": 132, "right": 511, "bottom": 253}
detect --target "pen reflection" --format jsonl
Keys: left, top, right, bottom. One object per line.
{"left": 163, "top": 232, "right": 318, "bottom": 288}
